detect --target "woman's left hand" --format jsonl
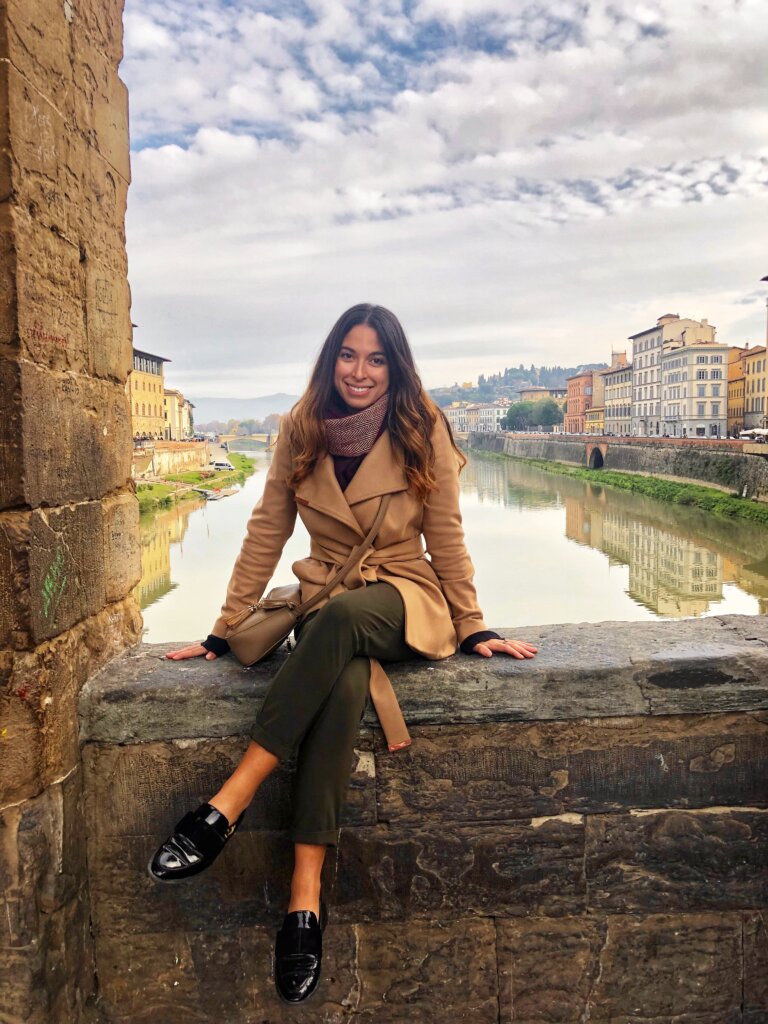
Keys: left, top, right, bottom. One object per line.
{"left": 473, "top": 638, "right": 538, "bottom": 659}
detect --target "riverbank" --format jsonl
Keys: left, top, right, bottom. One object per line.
{"left": 475, "top": 450, "right": 768, "bottom": 527}
{"left": 137, "top": 452, "right": 256, "bottom": 514}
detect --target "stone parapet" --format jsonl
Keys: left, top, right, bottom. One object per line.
{"left": 79, "top": 617, "right": 768, "bottom": 1022}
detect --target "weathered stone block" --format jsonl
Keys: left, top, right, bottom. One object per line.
{"left": 375, "top": 714, "right": 768, "bottom": 825}
{"left": 0, "top": 357, "right": 24, "bottom": 510}
{"left": 497, "top": 912, "right": 743, "bottom": 1022}
{"left": 93, "top": 917, "right": 498, "bottom": 1023}
{"left": 0, "top": 675, "right": 42, "bottom": 805}
{"left": 330, "top": 819, "right": 586, "bottom": 922}
{"left": 21, "top": 361, "right": 132, "bottom": 506}
{"left": 353, "top": 918, "right": 498, "bottom": 1021}
{"left": 72, "top": 32, "right": 130, "bottom": 182}
{"left": 85, "top": 259, "right": 132, "bottom": 381}
{"left": 1, "top": 0, "right": 75, "bottom": 117}
{"left": 94, "top": 924, "right": 359, "bottom": 1023}
{"left": 1, "top": 598, "right": 142, "bottom": 805}
{"left": 744, "top": 911, "right": 768, "bottom": 1022}
{"left": 586, "top": 808, "right": 768, "bottom": 912}
{"left": 102, "top": 490, "right": 140, "bottom": 601}
{"left": 0, "top": 509, "right": 29, "bottom": 647}
{"left": 15, "top": 211, "right": 89, "bottom": 373}
{"left": 73, "top": 0, "right": 125, "bottom": 65}
{"left": 89, "top": 830, "right": 296, "bottom": 936}
{"left": 0, "top": 770, "right": 88, "bottom": 946}
{"left": 29, "top": 501, "right": 106, "bottom": 642}
{"left": 83, "top": 733, "right": 375, "bottom": 838}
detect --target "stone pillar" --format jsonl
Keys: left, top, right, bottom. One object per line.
{"left": 0, "top": 2, "right": 140, "bottom": 1020}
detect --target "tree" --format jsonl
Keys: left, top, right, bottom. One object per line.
{"left": 502, "top": 399, "right": 563, "bottom": 431}
{"left": 537, "top": 399, "right": 564, "bottom": 427}
{"left": 263, "top": 413, "right": 281, "bottom": 434}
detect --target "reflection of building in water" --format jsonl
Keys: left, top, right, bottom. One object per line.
{"left": 135, "top": 500, "right": 203, "bottom": 609}
{"left": 565, "top": 494, "right": 724, "bottom": 617}
{"left": 629, "top": 524, "right": 723, "bottom": 616}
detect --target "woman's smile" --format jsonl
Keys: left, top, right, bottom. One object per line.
{"left": 334, "top": 323, "right": 389, "bottom": 409}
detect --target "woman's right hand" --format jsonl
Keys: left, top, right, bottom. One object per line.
{"left": 165, "top": 643, "right": 218, "bottom": 661}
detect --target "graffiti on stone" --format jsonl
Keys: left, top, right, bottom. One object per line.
{"left": 41, "top": 544, "right": 67, "bottom": 622}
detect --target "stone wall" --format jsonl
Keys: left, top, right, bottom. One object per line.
{"left": 0, "top": 2, "right": 139, "bottom": 1021}
{"left": 470, "top": 432, "right": 768, "bottom": 499}
{"left": 79, "top": 617, "right": 768, "bottom": 1022}
{"left": 132, "top": 441, "right": 210, "bottom": 480}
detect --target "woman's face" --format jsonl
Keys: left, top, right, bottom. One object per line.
{"left": 333, "top": 324, "right": 390, "bottom": 410}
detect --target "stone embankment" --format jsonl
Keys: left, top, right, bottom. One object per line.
{"left": 78, "top": 616, "right": 768, "bottom": 1022}
{"left": 469, "top": 432, "right": 768, "bottom": 501}
{"left": 132, "top": 441, "right": 211, "bottom": 481}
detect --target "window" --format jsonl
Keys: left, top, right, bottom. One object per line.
{"left": 712, "top": 385, "right": 720, "bottom": 397}
{"left": 696, "top": 355, "right": 708, "bottom": 364}
{"left": 711, "top": 403, "right": 720, "bottom": 416}
{"left": 711, "top": 370, "right": 722, "bottom": 380}
{"left": 696, "top": 370, "right": 707, "bottom": 380}
{"left": 697, "top": 403, "right": 705, "bottom": 416}
{"left": 697, "top": 385, "right": 706, "bottom": 397}
{"left": 712, "top": 355, "right": 722, "bottom": 363}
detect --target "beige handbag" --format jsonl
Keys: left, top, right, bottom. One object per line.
{"left": 224, "top": 495, "right": 391, "bottom": 666}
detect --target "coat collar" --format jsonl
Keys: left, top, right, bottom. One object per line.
{"left": 295, "top": 430, "right": 409, "bottom": 536}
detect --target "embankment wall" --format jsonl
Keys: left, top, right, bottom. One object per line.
{"left": 470, "top": 432, "right": 768, "bottom": 499}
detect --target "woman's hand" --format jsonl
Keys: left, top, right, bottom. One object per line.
{"left": 473, "top": 638, "right": 538, "bottom": 659}
{"left": 165, "top": 643, "right": 218, "bottom": 661}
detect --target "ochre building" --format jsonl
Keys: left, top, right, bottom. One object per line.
{"left": 128, "top": 348, "right": 170, "bottom": 440}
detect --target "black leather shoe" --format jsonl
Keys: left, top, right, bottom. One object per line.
{"left": 147, "top": 802, "right": 244, "bottom": 883}
{"left": 274, "top": 900, "right": 328, "bottom": 1004}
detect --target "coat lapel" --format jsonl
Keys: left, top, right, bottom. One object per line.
{"left": 294, "top": 430, "right": 409, "bottom": 536}
{"left": 343, "top": 430, "right": 409, "bottom": 506}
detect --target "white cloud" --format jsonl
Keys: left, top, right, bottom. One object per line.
{"left": 121, "top": 0, "right": 768, "bottom": 398}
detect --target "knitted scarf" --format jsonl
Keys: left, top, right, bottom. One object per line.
{"left": 324, "top": 391, "right": 389, "bottom": 490}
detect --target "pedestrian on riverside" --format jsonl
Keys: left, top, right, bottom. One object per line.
{"left": 147, "top": 302, "right": 538, "bottom": 1004}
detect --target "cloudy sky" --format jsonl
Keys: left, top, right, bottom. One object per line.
{"left": 122, "top": 0, "right": 768, "bottom": 399}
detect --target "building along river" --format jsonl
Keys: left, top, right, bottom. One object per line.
{"left": 136, "top": 448, "right": 768, "bottom": 644}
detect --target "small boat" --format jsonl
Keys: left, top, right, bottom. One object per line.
{"left": 194, "top": 486, "right": 239, "bottom": 501}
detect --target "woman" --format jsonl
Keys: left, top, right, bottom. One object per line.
{"left": 148, "top": 303, "right": 538, "bottom": 1004}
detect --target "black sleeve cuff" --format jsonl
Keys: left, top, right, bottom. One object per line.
{"left": 201, "top": 634, "right": 230, "bottom": 657}
{"left": 460, "top": 630, "right": 502, "bottom": 655}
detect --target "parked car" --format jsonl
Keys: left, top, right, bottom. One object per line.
{"left": 210, "top": 459, "right": 235, "bottom": 470}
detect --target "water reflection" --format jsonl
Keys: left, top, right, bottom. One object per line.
{"left": 135, "top": 497, "right": 205, "bottom": 609}
{"left": 137, "top": 450, "right": 768, "bottom": 640}
{"left": 462, "top": 454, "right": 768, "bottom": 619}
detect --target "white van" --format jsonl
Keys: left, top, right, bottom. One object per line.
{"left": 210, "top": 459, "right": 235, "bottom": 471}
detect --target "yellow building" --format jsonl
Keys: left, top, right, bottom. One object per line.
{"left": 743, "top": 346, "right": 767, "bottom": 430}
{"left": 516, "top": 386, "right": 567, "bottom": 405}
{"left": 727, "top": 345, "right": 760, "bottom": 436}
{"left": 163, "top": 388, "right": 195, "bottom": 440}
{"left": 129, "top": 349, "right": 171, "bottom": 440}
{"left": 584, "top": 406, "right": 604, "bottom": 434}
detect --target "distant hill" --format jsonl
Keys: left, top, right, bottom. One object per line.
{"left": 189, "top": 393, "right": 299, "bottom": 425}
{"left": 429, "top": 362, "right": 609, "bottom": 406}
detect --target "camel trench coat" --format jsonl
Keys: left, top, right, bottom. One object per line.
{"left": 211, "top": 414, "right": 490, "bottom": 749}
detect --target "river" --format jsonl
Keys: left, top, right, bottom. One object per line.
{"left": 137, "top": 449, "right": 768, "bottom": 643}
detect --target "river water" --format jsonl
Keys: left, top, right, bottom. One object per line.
{"left": 137, "top": 449, "right": 768, "bottom": 643}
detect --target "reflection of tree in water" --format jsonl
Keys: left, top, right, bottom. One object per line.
{"left": 466, "top": 452, "right": 768, "bottom": 617}
{"left": 134, "top": 498, "right": 206, "bottom": 609}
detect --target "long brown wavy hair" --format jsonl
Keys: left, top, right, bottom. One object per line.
{"left": 286, "top": 303, "right": 465, "bottom": 501}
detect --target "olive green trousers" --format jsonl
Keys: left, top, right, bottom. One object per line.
{"left": 249, "top": 581, "right": 414, "bottom": 846}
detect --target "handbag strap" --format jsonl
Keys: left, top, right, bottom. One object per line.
{"left": 294, "top": 494, "right": 392, "bottom": 619}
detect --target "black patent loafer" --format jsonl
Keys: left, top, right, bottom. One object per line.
{"left": 274, "top": 900, "right": 328, "bottom": 1004}
{"left": 147, "top": 802, "right": 244, "bottom": 883}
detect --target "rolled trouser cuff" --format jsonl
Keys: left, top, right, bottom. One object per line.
{"left": 249, "top": 721, "right": 295, "bottom": 762}
{"left": 289, "top": 828, "right": 339, "bottom": 847}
